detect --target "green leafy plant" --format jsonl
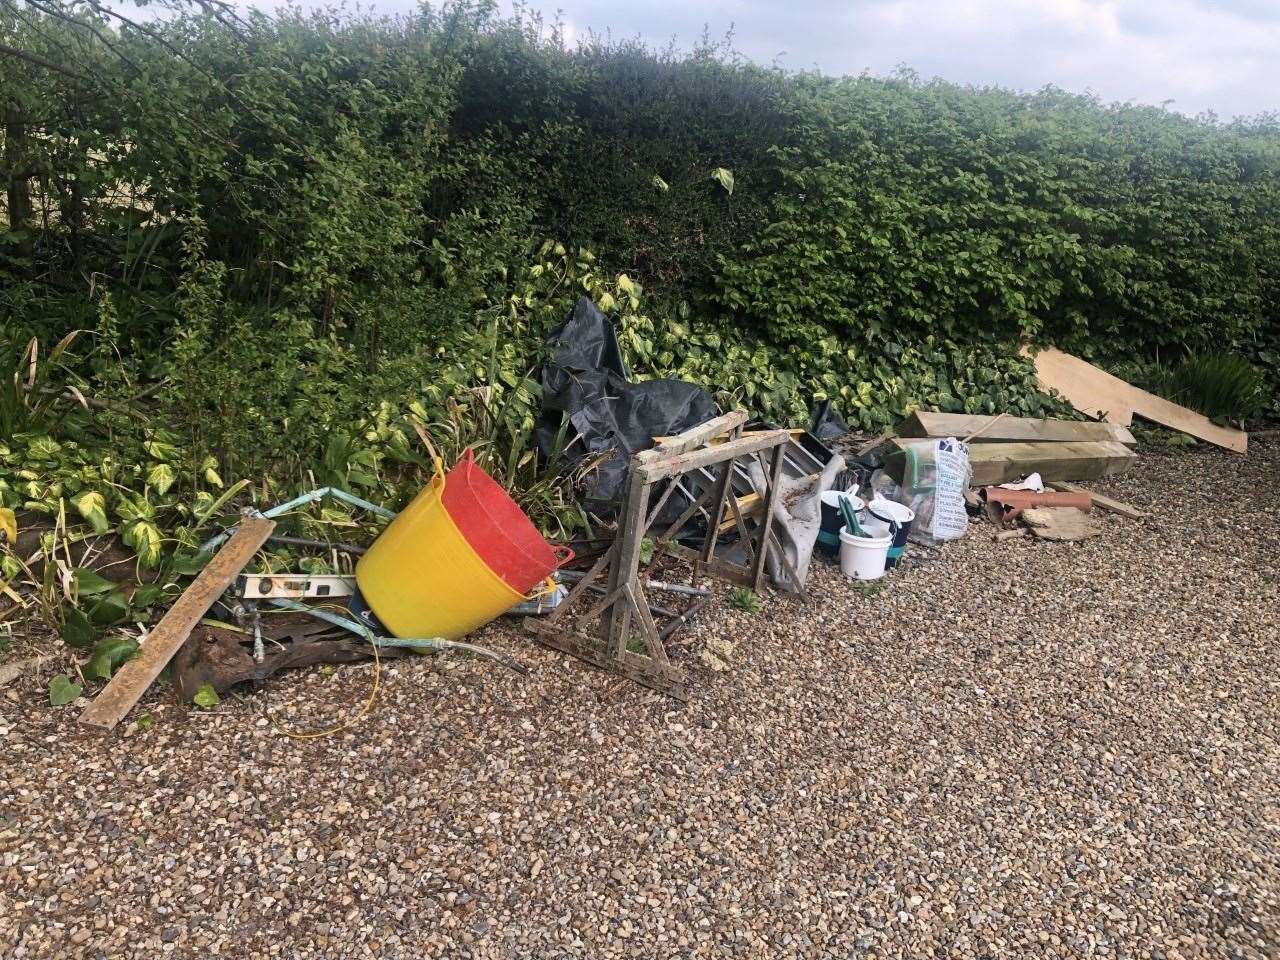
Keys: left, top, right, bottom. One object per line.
{"left": 191, "top": 684, "right": 221, "bottom": 709}
{"left": 727, "top": 588, "right": 761, "bottom": 614}
{"left": 86, "top": 637, "right": 140, "bottom": 681}
{"left": 48, "top": 674, "right": 82, "bottom": 707}
{"left": 0, "top": 333, "right": 84, "bottom": 438}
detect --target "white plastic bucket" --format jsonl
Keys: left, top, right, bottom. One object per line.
{"left": 839, "top": 525, "right": 892, "bottom": 581}
{"left": 867, "top": 496, "right": 915, "bottom": 568}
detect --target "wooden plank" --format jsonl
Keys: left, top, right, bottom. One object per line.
{"left": 624, "top": 583, "right": 670, "bottom": 667}
{"left": 652, "top": 427, "right": 806, "bottom": 446}
{"left": 546, "top": 549, "right": 612, "bottom": 625}
{"left": 1046, "top": 481, "right": 1148, "bottom": 520}
{"left": 660, "top": 542, "right": 754, "bottom": 587}
{"left": 1025, "top": 346, "right": 1247, "bottom": 453}
{"left": 700, "top": 460, "right": 735, "bottom": 565}
{"left": 602, "top": 471, "right": 651, "bottom": 658}
{"left": 896, "top": 411, "right": 1136, "bottom": 446}
{"left": 750, "top": 444, "right": 786, "bottom": 591}
{"left": 79, "top": 514, "right": 275, "bottom": 730}
{"left": 886, "top": 439, "right": 1137, "bottom": 487}
{"left": 641, "top": 410, "right": 747, "bottom": 459}
{"left": 716, "top": 471, "right": 823, "bottom": 534}
{"left": 637, "top": 429, "right": 790, "bottom": 481}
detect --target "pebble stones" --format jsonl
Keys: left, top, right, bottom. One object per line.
{"left": 1, "top": 441, "right": 1277, "bottom": 957}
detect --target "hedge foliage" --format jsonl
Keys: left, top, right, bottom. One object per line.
{"left": 3, "top": 0, "right": 1279, "bottom": 506}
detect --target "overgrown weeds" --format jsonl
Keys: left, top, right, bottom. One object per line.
{"left": 1147, "top": 353, "right": 1267, "bottom": 424}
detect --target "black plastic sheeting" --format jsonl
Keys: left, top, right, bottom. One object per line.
{"left": 537, "top": 297, "right": 719, "bottom": 513}
{"left": 808, "top": 399, "right": 850, "bottom": 441}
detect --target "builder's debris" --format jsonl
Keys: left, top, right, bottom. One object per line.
{"left": 1021, "top": 506, "right": 1102, "bottom": 542}
{"left": 1047, "top": 480, "right": 1147, "bottom": 519}
{"left": 875, "top": 436, "right": 970, "bottom": 545}
{"left": 698, "top": 636, "right": 735, "bottom": 672}
{"left": 1026, "top": 345, "right": 1248, "bottom": 453}
{"left": 981, "top": 487, "right": 1093, "bottom": 525}
{"left": 74, "top": 460, "right": 547, "bottom": 730}
{"left": 30, "top": 379, "right": 1188, "bottom": 726}
{"left": 170, "top": 616, "right": 412, "bottom": 702}
{"left": 79, "top": 513, "right": 277, "bottom": 731}
{"left": 827, "top": 406, "right": 1159, "bottom": 552}
{"left": 744, "top": 452, "right": 847, "bottom": 595}
{"left": 993, "top": 526, "right": 1030, "bottom": 542}
{"left": 526, "top": 411, "right": 792, "bottom": 700}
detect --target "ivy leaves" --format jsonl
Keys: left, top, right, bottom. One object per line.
{"left": 73, "top": 491, "right": 110, "bottom": 535}
{"left": 86, "top": 637, "right": 140, "bottom": 682}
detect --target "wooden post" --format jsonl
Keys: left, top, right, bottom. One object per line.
{"left": 602, "top": 470, "right": 651, "bottom": 658}
{"left": 751, "top": 444, "right": 787, "bottom": 590}
{"left": 527, "top": 411, "right": 790, "bottom": 700}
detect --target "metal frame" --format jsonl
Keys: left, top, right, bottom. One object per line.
{"left": 524, "top": 411, "right": 790, "bottom": 700}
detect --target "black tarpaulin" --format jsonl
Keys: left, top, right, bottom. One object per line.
{"left": 537, "top": 297, "right": 719, "bottom": 511}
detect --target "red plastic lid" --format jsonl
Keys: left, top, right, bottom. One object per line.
{"left": 440, "top": 449, "right": 571, "bottom": 594}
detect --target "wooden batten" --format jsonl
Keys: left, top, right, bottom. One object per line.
{"left": 896, "top": 411, "right": 1136, "bottom": 446}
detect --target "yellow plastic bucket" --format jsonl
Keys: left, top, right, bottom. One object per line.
{"left": 356, "top": 464, "right": 524, "bottom": 640}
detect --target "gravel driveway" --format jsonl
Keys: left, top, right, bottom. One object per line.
{"left": 3, "top": 442, "right": 1278, "bottom": 958}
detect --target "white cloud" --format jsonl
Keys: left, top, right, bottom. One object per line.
{"left": 150, "top": 0, "right": 1278, "bottom": 117}
{"left": 513, "top": 0, "right": 1280, "bottom": 117}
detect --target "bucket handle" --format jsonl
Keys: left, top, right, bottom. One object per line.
{"left": 409, "top": 418, "right": 446, "bottom": 479}
{"left": 525, "top": 576, "right": 559, "bottom": 601}
{"left": 551, "top": 544, "right": 575, "bottom": 567}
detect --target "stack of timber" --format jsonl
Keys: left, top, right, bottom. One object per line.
{"left": 890, "top": 411, "right": 1139, "bottom": 486}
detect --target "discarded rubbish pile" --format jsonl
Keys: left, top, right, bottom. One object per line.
{"left": 65, "top": 331, "right": 1255, "bottom": 723}
{"left": 78, "top": 461, "right": 564, "bottom": 730}
{"left": 537, "top": 296, "right": 720, "bottom": 517}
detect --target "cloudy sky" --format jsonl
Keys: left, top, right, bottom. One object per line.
{"left": 219, "top": 0, "right": 1275, "bottom": 118}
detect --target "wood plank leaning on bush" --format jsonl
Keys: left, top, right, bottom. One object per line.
{"left": 1025, "top": 346, "right": 1248, "bottom": 453}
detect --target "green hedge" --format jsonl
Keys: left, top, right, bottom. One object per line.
{"left": 3, "top": 1, "right": 1279, "bottom": 486}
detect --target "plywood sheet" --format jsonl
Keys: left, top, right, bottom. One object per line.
{"left": 1026, "top": 346, "right": 1247, "bottom": 453}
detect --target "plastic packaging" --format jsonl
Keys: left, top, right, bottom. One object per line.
{"left": 872, "top": 437, "right": 971, "bottom": 546}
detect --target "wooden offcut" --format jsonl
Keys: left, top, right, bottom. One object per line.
{"left": 886, "top": 439, "right": 1137, "bottom": 487}
{"left": 646, "top": 410, "right": 748, "bottom": 457}
{"left": 79, "top": 514, "right": 275, "bottom": 730}
{"left": 637, "top": 429, "right": 791, "bottom": 482}
{"left": 1022, "top": 506, "right": 1102, "bottom": 542}
{"left": 1025, "top": 346, "right": 1247, "bottom": 453}
{"left": 1046, "top": 480, "right": 1148, "bottom": 520}
{"left": 896, "top": 411, "right": 1136, "bottom": 446}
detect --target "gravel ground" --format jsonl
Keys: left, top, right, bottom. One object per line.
{"left": 2, "top": 441, "right": 1278, "bottom": 959}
